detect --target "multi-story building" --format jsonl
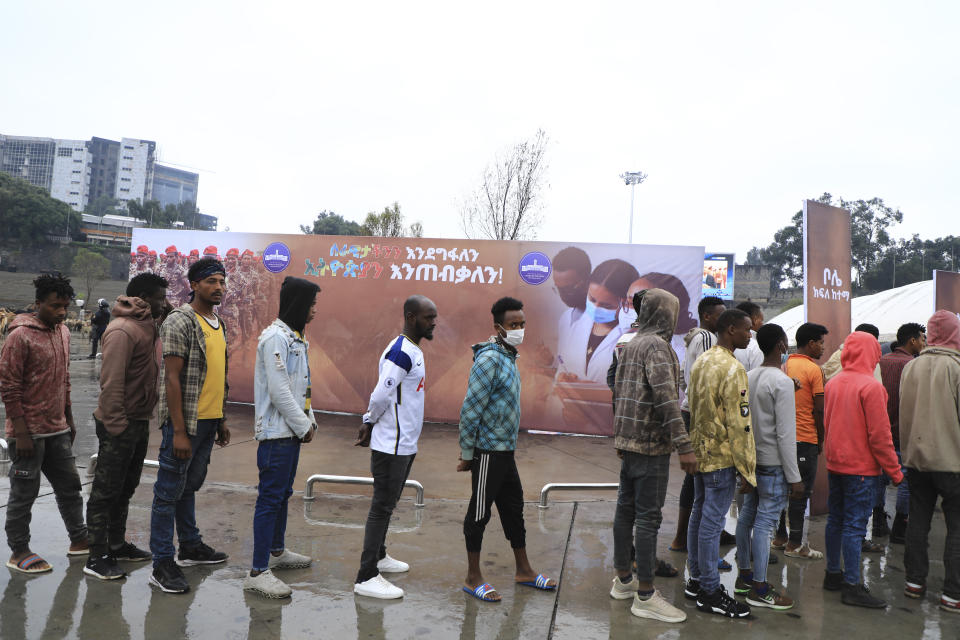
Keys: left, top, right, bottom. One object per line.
{"left": 87, "top": 136, "right": 121, "bottom": 204}
{"left": 114, "top": 138, "right": 156, "bottom": 206}
{"left": 0, "top": 135, "right": 92, "bottom": 211}
{"left": 152, "top": 163, "right": 200, "bottom": 209}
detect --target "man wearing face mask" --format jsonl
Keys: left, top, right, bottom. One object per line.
{"left": 457, "top": 297, "right": 557, "bottom": 602}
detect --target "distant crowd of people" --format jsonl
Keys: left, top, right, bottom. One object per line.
{"left": 1, "top": 265, "right": 957, "bottom": 625}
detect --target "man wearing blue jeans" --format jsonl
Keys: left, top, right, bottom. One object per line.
{"left": 822, "top": 331, "right": 903, "bottom": 608}
{"left": 243, "top": 277, "right": 320, "bottom": 598}
{"left": 735, "top": 324, "right": 804, "bottom": 609}
{"left": 150, "top": 258, "right": 232, "bottom": 594}
{"left": 685, "top": 309, "right": 755, "bottom": 619}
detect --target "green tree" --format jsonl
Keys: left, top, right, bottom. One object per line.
{"left": 300, "top": 210, "right": 368, "bottom": 236}
{"left": 362, "top": 203, "right": 423, "bottom": 237}
{"left": 84, "top": 195, "right": 121, "bottom": 217}
{"left": 72, "top": 247, "right": 111, "bottom": 304}
{"left": 747, "top": 193, "right": 904, "bottom": 291}
{"left": 0, "top": 173, "right": 81, "bottom": 246}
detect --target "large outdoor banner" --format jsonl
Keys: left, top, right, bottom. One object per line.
{"left": 803, "top": 200, "right": 852, "bottom": 515}
{"left": 129, "top": 230, "right": 704, "bottom": 436}
{"left": 803, "top": 200, "right": 852, "bottom": 361}
{"left": 933, "top": 270, "right": 960, "bottom": 315}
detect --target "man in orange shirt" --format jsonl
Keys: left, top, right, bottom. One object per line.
{"left": 773, "top": 322, "right": 828, "bottom": 559}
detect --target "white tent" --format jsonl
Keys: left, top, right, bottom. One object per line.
{"left": 767, "top": 280, "right": 933, "bottom": 345}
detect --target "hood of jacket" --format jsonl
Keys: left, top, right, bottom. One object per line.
{"left": 839, "top": 331, "right": 881, "bottom": 375}
{"left": 684, "top": 326, "right": 709, "bottom": 347}
{"left": 110, "top": 295, "right": 153, "bottom": 321}
{"left": 472, "top": 339, "right": 515, "bottom": 361}
{"left": 928, "top": 310, "right": 960, "bottom": 351}
{"left": 278, "top": 277, "right": 320, "bottom": 334}
{"left": 9, "top": 312, "right": 56, "bottom": 332}
{"left": 634, "top": 288, "right": 678, "bottom": 343}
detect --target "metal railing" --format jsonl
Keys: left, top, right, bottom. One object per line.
{"left": 538, "top": 482, "right": 618, "bottom": 508}
{"left": 303, "top": 474, "right": 425, "bottom": 508}
{"left": 0, "top": 438, "right": 8, "bottom": 463}
{"left": 87, "top": 453, "right": 159, "bottom": 477}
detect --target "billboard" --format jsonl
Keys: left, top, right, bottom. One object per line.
{"left": 130, "top": 230, "right": 704, "bottom": 436}
{"left": 933, "top": 270, "right": 960, "bottom": 315}
{"left": 702, "top": 253, "right": 735, "bottom": 300}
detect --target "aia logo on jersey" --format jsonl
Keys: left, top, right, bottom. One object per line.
{"left": 416, "top": 377, "right": 424, "bottom": 392}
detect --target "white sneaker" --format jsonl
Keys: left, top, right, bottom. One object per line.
{"left": 377, "top": 554, "right": 410, "bottom": 573}
{"left": 268, "top": 549, "right": 312, "bottom": 570}
{"left": 354, "top": 574, "right": 404, "bottom": 599}
{"left": 610, "top": 575, "right": 639, "bottom": 600}
{"left": 631, "top": 590, "right": 687, "bottom": 623}
{"left": 243, "top": 570, "right": 292, "bottom": 599}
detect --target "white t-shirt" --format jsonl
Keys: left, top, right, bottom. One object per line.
{"left": 363, "top": 335, "right": 426, "bottom": 456}
{"left": 681, "top": 328, "right": 717, "bottom": 411}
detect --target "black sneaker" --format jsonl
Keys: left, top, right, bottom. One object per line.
{"left": 684, "top": 579, "right": 701, "bottom": 600}
{"left": 176, "top": 542, "right": 228, "bottom": 566}
{"left": 697, "top": 585, "right": 751, "bottom": 618}
{"left": 823, "top": 571, "right": 843, "bottom": 591}
{"left": 111, "top": 541, "right": 151, "bottom": 562}
{"left": 83, "top": 554, "right": 126, "bottom": 580}
{"left": 841, "top": 582, "right": 887, "bottom": 609}
{"left": 719, "top": 530, "right": 736, "bottom": 546}
{"left": 734, "top": 574, "right": 752, "bottom": 595}
{"left": 150, "top": 558, "right": 190, "bottom": 593}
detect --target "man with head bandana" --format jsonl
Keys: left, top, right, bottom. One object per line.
{"left": 149, "top": 257, "right": 231, "bottom": 594}
{"left": 899, "top": 310, "right": 960, "bottom": 614}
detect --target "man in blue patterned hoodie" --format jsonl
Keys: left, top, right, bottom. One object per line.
{"left": 457, "top": 296, "right": 557, "bottom": 602}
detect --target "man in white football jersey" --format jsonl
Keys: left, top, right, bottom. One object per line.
{"left": 353, "top": 295, "right": 437, "bottom": 599}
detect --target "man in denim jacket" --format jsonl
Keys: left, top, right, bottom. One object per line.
{"left": 243, "top": 277, "right": 320, "bottom": 598}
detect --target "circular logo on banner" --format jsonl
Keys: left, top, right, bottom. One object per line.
{"left": 518, "top": 251, "right": 552, "bottom": 285}
{"left": 262, "top": 242, "right": 291, "bottom": 273}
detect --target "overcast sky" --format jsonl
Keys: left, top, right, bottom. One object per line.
{"left": 2, "top": 1, "right": 956, "bottom": 259}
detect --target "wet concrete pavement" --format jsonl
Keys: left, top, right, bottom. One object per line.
{"left": 1, "top": 356, "right": 957, "bottom": 638}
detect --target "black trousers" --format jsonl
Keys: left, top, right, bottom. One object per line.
{"left": 777, "top": 441, "right": 819, "bottom": 544}
{"left": 464, "top": 449, "right": 526, "bottom": 553}
{"left": 904, "top": 469, "right": 960, "bottom": 599}
{"left": 355, "top": 450, "right": 415, "bottom": 584}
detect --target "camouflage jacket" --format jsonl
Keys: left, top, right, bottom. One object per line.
{"left": 689, "top": 345, "right": 756, "bottom": 485}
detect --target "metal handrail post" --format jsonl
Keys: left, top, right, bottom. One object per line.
{"left": 538, "top": 482, "right": 618, "bottom": 508}
{"left": 303, "top": 473, "right": 425, "bottom": 508}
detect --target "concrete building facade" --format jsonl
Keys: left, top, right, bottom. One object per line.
{"left": 114, "top": 138, "right": 156, "bottom": 206}
{"left": 50, "top": 139, "right": 93, "bottom": 211}
{"left": 152, "top": 163, "right": 199, "bottom": 209}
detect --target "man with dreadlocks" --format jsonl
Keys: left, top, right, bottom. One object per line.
{"left": 1, "top": 273, "right": 89, "bottom": 574}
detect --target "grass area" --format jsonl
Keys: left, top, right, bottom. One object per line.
{"left": 0, "top": 270, "right": 127, "bottom": 313}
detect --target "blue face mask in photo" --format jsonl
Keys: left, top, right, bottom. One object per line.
{"left": 585, "top": 298, "right": 617, "bottom": 324}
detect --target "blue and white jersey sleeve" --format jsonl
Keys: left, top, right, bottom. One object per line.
{"left": 365, "top": 335, "right": 426, "bottom": 456}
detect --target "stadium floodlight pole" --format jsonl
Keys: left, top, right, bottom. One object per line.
{"left": 620, "top": 171, "right": 648, "bottom": 244}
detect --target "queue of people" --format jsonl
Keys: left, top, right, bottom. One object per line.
{"left": 1, "top": 267, "right": 958, "bottom": 624}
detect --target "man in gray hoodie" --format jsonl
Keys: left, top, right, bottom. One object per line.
{"left": 85, "top": 272, "right": 168, "bottom": 580}
{"left": 609, "top": 288, "right": 698, "bottom": 623}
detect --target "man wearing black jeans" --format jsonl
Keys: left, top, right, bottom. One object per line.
{"left": 899, "top": 310, "right": 960, "bottom": 613}
{"left": 88, "top": 299, "right": 110, "bottom": 358}
{"left": 353, "top": 296, "right": 437, "bottom": 600}
{"left": 774, "top": 322, "right": 828, "bottom": 560}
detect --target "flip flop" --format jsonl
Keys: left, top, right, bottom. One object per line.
{"left": 655, "top": 559, "right": 679, "bottom": 578}
{"left": 718, "top": 558, "right": 732, "bottom": 572}
{"left": 464, "top": 583, "right": 500, "bottom": 602}
{"left": 668, "top": 543, "right": 687, "bottom": 552}
{"left": 517, "top": 574, "right": 557, "bottom": 590}
{"left": 67, "top": 548, "right": 90, "bottom": 557}
{"left": 6, "top": 554, "right": 53, "bottom": 574}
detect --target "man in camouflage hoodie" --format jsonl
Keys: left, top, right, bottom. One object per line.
{"left": 609, "top": 288, "right": 698, "bottom": 623}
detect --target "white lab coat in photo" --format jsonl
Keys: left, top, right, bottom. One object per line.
{"left": 556, "top": 310, "right": 625, "bottom": 384}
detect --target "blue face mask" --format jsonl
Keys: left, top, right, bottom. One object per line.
{"left": 585, "top": 298, "right": 618, "bottom": 324}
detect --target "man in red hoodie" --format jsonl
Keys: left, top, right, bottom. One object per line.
{"left": 84, "top": 273, "right": 169, "bottom": 580}
{"left": 1, "top": 274, "right": 88, "bottom": 573}
{"left": 822, "top": 331, "right": 903, "bottom": 608}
